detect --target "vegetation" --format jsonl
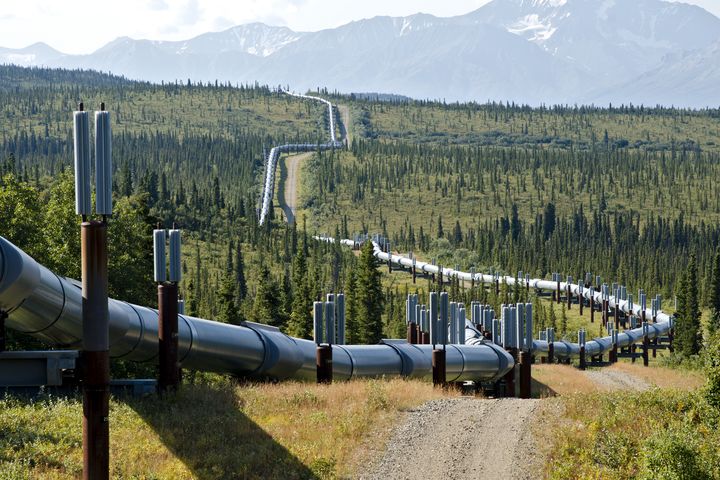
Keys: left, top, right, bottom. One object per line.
{"left": 0, "top": 377, "right": 448, "bottom": 479}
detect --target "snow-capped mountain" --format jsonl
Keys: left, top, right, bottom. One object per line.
{"left": 2, "top": 0, "right": 720, "bottom": 107}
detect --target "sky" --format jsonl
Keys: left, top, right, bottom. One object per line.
{"left": 1, "top": 0, "right": 719, "bottom": 54}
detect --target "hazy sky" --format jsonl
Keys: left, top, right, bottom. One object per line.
{"left": 1, "top": 0, "right": 719, "bottom": 54}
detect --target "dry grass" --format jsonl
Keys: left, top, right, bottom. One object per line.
{"left": 0, "top": 377, "right": 448, "bottom": 479}
{"left": 609, "top": 362, "right": 705, "bottom": 391}
{"left": 532, "top": 364, "right": 603, "bottom": 396}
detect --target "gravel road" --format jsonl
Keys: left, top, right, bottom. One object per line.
{"left": 279, "top": 152, "right": 312, "bottom": 224}
{"left": 359, "top": 397, "right": 542, "bottom": 480}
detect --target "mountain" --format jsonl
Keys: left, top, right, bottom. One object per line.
{"left": 1, "top": 0, "right": 720, "bottom": 106}
{"left": 0, "top": 42, "right": 65, "bottom": 67}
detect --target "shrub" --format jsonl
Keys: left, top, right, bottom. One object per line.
{"left": 638, "top": 428, "right": 709, "bottom": 480}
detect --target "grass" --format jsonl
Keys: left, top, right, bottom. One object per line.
{"left": 0, "top": 377, "right": 448, "bottom": 479}
{"left": 540, "top": 388, "right": 720, "bottom": 479}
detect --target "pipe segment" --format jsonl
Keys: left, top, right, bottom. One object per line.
{"left": 0, "top": 236, "right": 513, "bottom": 383}
{"left": 316, "top": 236, "right": 675, "bottom": 361}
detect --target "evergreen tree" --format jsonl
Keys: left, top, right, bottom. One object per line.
{"left": 252, "top": 263, "right": 283, "bottom": 328}
{"left": 708, "top": 249, "right": 720, "bottom": 335}
{"left": 218, "top": 274, "right": 242, "bottom": 325}
{"left": 548, "top": 304, "right": 558, "bottom": 332}
{"left": 676, "top": 254, "right": 701, "bottom": 356}
{"left": 344, "top": 266, "right": 360, "bottom": 344}
{"left": 287, "top": 246, "right": 312, "bottom": 338}
{"left": 543, "top": 202, "right": 556, "bottom": 240}
{"left": 355, "top": 241, "right": 384, "bottom": 343}
{"left": 235, "top": 242, "right": 247, "bottom": 302}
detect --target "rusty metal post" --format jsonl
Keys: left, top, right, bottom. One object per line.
{"left": 556, "top": 278, "right": 561, "bottom": 304}
{"left": 590, "top": 296, "right": 595, "bottom": 323}
{"left": 158, "top": 283, "right": 180, "bottom": 392}
{"left": 407, "top": 322, "right": 417, "bottom": 344}
{"left": 579, "top": 346, "right": 586, "bottom": 370}
{"left": 0, "top": 309, "right": 6, "bottom": 352}
{"left": 504, "top": 348, "right": 516, "bottom": 397}
{"left": 579, "top": 291, "right": 583, "bottom": 316}
{"left": 548, "top": 342, "right": 554, "bottom": 364}
{"left": 432, "top": 348, "right": 446, "bottom": 387}
{"left": 412, "top": 263, "right": 416, "bottom": 284}
{"left": 567, "top": 285, "right": 572, "bottom": 310}
{"left": 81, "top": 221, "right": 110, "bottom": 480}
{"left": 519, "top": 350, "right": 531, "bottom": 399}
{"left": 316, "top": 345, "right": 332, "bottom": 384}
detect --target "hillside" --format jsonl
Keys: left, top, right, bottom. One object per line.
{"left": 2, "top": 0, "right": 720, "bottom": 106}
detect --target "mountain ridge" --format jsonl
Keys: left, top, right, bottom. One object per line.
{"left": 1, "top": 0, "right": 719, "bottom": 107}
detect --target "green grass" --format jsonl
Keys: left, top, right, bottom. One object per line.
{"left": 542, "top": 388, "right": 720, "bottom": 479}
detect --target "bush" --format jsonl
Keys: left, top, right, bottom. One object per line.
{"left": 705, "top": 333, "right": 720, "bottom": 410}
{"left": 639, "top": 428, "right": 709, "bottom": 480}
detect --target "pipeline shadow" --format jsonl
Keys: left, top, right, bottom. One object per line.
{"left": 127, "top": 384, "right": 318, "bottom": 480}
{"left": 530, "top": 377, "right": 557, "bottom": 399}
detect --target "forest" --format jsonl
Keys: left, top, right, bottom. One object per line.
{"left": 2, "top": 65, "right": 720, "bottom": 363}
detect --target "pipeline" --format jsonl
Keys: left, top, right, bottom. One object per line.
{"left": 258, "top": 91, "right": 342, "bottom": 225}
{"left": 316, "top": 236, "right": 675, "bottom": 361}
{"left": 0, "top": 236, "right": 513, "bottom": 383}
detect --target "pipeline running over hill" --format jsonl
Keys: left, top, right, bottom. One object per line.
{"left": 258, "top": 91, "right": 342, "bottom": 225}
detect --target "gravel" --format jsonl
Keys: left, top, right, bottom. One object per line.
{"left": 358, "top": 397, "right": 542, "bottom": 480}
{"left": 583, "top": 369, "right": 650, "bottom": 391}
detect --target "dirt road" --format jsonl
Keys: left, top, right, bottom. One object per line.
{"left": 359, "top": 398, "right": 542, "bottom": 480}
{"left": 279, "top": 152, "right": 312, "bottom": 224}
{"left": 338, "top": 104, "right": 352, "bottom": 145}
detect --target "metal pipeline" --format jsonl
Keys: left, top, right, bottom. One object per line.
{"left": 316, "top": 236, "right": 674, "bottom": 361}
{"left": 0, "top": 236, "right": 513, "bottom": 382}
{"left": 258, "top": 91, "right": 343, "bottom": 225}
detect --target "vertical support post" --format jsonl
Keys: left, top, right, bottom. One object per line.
{"left": 578, "top": 330, "right": 586, "bottom": 371}
{"left": 407, "top": 323, "right": 417, "bottom": 344}
{"left": 578, "top": 284, "right": 584, "bottom": 316}
{"left": 556, "top": 274, "right": 561, "bottom": 304}
{"left": 316, "top": 345, "right": 332, "bottom": 384}
{"left": 412, "top": 258, "right": 417, "bottom": 284}
{"left": 547, "top": 328, "right": 555, "bottom": 364}
{"left": 566, "top": 276, "right": 572, "bottom": 310}
{"left": 0, "top": 310, "right": 6, "bottom": 352}
{"left": 642, "top": 322, "right": 649, "bottom": 367}
{"left": 504, "top": 348, "right": 516, "bottom": 397}
{"left": 158, "top": 283, "right": 180, "bottom": 391}
{"left": 590, "top": 292, "right": 595, "bottom": 323}
{"left": 610, "top": 330, "right": 618, "bottom": 363}
{"left": 432, "top": 348, "right": 446, "bottom": 387}
{"left": 519, "top": 351, "right": 531, "bottom": 399}
{"left": 81, "top": 221, "right": 110, "bottom": 480}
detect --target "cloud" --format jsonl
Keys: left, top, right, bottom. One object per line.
{"left": 178, "top": 0, "right": 201, "bottom": 26}
{"left": 147, "top": 0, "right": 169, "bottom": 11}
{"left": 212, "top": 16, "right": 235, "bottom": 31}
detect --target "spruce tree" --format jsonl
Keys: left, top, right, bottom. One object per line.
{"left": 287, "top": 246, "right": 312, "bottom": 339}
{"left": 218, "top": 275, "right": 242, "bottom": 325}
{"left": 235, "top": 242, "right": 247, "bottom": 302}
{"left": 252, "top": 263, "right": 283, "bottom": 328}
{"left": 548, "top": 304, "right": 558, "bottom": 332}
{"left": 708, "top": 249, "right": 720, "bottom": 335}
{"left": 345, "top": 266, "right": 360, "bottom": 344}
{"left": 355, "top": 241, "right": 384, "bottom": 344}
{"left": 676, "top": 254, "right": 701, "bottom": 356}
